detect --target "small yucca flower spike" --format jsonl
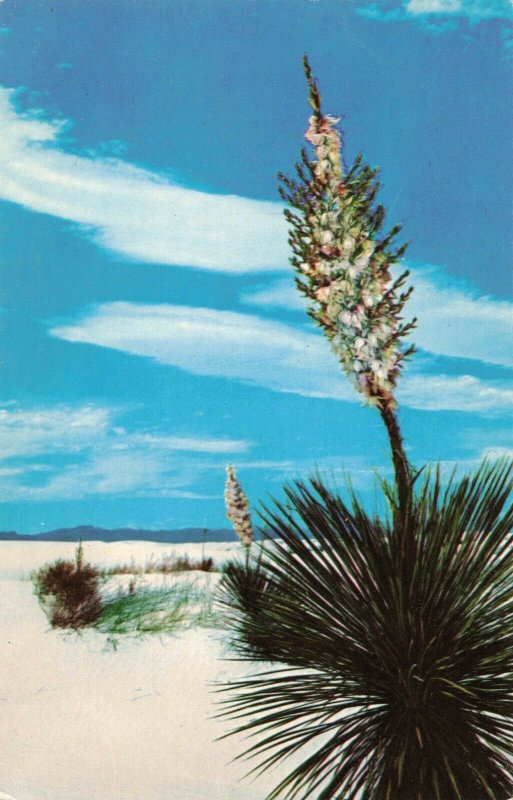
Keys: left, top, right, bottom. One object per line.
{"left": 225, "top": 465, "right": 254, "bottom": 548}
{"left": 279, "top": 56, "right": 416, "bottom": 413}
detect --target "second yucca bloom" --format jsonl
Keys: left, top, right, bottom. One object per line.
{"left": 224, "top": 465, "right": 254, "bottom": 548}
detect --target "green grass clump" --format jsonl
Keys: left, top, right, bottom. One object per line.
{"left": 94, "top": 580, "right": 219, "bottom": 642}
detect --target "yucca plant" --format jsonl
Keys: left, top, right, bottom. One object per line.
{"left": 218, "top": 58, "right": 513, "bottom": 800}
{"left": 219, "top": 464, "right": 513, "bottom": 799}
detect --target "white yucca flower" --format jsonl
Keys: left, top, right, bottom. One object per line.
{"left": 279, "top": 61, "right": 416, "bottom": 413}
{"left": 224, "top": 465, "right": 254, "bottom": 548}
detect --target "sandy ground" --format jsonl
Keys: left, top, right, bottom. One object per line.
{"left": 0, "top": 541, "right": 291, "bottom": 800}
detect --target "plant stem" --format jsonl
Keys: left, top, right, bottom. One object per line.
{"left": 378, "top": 403, "right": 412, "bottom": 527}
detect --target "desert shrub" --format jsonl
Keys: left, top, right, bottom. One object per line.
{"left": 33, "top": 542, "right": 103, "bottom": 630}
{"left": 159, "top": 554, "right": 215, "bottom": 573}
{"left": 103, "top": 554, "right": 216, "bottom": 576}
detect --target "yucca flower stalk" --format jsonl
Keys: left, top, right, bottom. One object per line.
{"left": 225, "top": 464, "right": 254, "bottom": 549}
{"left": 278, "top": 57, "right": 416, "bottom": 523}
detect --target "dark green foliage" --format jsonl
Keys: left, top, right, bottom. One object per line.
{"left": 218, "top": 460, "right": 513, "bottom": 800}
{"left": 220, "top": 557, "right": 284, "bottom": 662}
{"left": 33, "top": 543, "right": 103, "bottom": 629}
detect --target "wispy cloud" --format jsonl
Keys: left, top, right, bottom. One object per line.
{"left": 243, "top": 264, "right": 513, "bottom": 369}
{"left": 423, "top": 445, "right": 513, "bottom": 476}
{"left": 408, "top": 266, "right": 513, "bottom": 368}
{"left": 0, "top": 405, "right": 110, "bottom": 459}
{"left": 0, "top": 87, "right": 288, "bottom": 272}
{"left": 50, "top": 302, "right": 513, "bottom": 413}
{"left": 398, "top": 373, "right": 513, "bottom": 412}
{"left": 482, "top": 446, "right": 513, "bottom": 460}
{"left": 235, "top": 455, "right": 387, "bottom": 492}
{"left": 113, "top": 433, "right": 251, "bottom": 454}
{"left": 242, "top": 280, "right": 306, "bottom": 311}
{"left": 0, "top": 403, "right": 251, "bottom": 501}
{"left": 356, "top": 0, "right": 513, "bottom": 23}
{"left": 405, "top": 0, "right": 512, "bottom": 19}
{"left": 51, "top": 303, "right": 355, "bottom": 403}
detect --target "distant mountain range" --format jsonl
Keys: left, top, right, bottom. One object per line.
{"left": 0, "top": 525, "right": 237, "bottom": 544}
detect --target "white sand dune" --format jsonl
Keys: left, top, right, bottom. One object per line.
{"left": 0, "top": 540, "right": 242, "bottom": 581}
{"left": 0, "top": 541, "right": 291, "bottom": 800}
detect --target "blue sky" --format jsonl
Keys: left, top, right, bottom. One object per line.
{"left": 0, "top": 0, "right": 511, "bottom": 534}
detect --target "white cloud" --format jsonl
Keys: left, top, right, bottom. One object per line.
{"left": 424, "top": 445, "right": 513, "bottom": 476}
{"left": 0, "top": 465, "right": 51, "bottom": 477}
{"left": 409, "top": 266, "right": 513, "bottom": 368}
{"left": 235, "top": 455, "right": 384, "bottom": 491}
{"left": 0, "top": 405, "right": 110, "bottom": 459}
{"left": 242, "top": 265, "right": 513, "bottom": 369}
{"left": 0, "top": 404, "right": 250, "bottom": 460}
{"left": 5, "top": 458, "right": 222, "bottom": 501}
{"left": 0, "top": 403, "right": 251, "bottom": 501}
{"left": 115, "top": 433, "right": 251, "bottom": 454}
{"left": 24, "top": 451, "right": 166, "bottom": 500}
{"left": 482, "top": 446, "right": 513, "bottom": 460}
{"left": 407, "top": 0, "right": 461, "bottom": 11}
{"left": 0, "top": 87, "right": 288, "bottom": 272}
{"left": 50, "top": 301, "right": 513, "bottom": 413}
{"left": 357, "top": 0, "right": 513, "bottom": 23}
{"left": 242, "top": 280, "right": 305, "bottom": 311}
{"left": 51, "top": 302, "right": 355, "bottom": 402}
{"left": 12, "top": 450, "right": 218, "bottom": 502}
{"left": 397, "top": 373, "right": 513, "bottom": 411}
{"left": 406, "top": 0, "right": 512, "bottom": 17}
